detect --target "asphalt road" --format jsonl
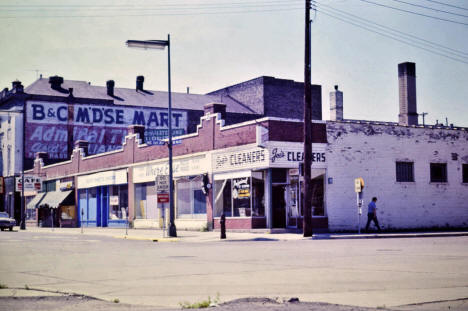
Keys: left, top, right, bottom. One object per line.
{"left": 0, "top": 230, "right": 467, "bottom": 310}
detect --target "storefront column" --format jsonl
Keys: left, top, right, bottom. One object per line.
{"left": 265, "top": 168, "right": 272, "bottom": 229}
{"left": 128, "top": 168, "right": 135, "bottom": 224}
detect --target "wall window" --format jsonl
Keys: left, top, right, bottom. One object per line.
{"left": 109, "top": 185, "right": 127, "bottom": 220}
{"left": 396, "top": 162, "right": 414, "bottom": 182}
{"left": 214, "top": 172, "right": 265, "bottom": 218}
{"left": 463, "top": 164, "right": 468, "bottom": 183}
{"left": 214, "top": 179, "right": 232, "bottom": 217}
{"left": 430, "top": 163, "right": 447, "bottom": 183}
{"left": 176, "top": 176, "right": 206, "bottom": 219}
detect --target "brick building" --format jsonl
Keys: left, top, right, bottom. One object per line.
{"left": 0, "top": 75, "right": 321, "bottom": 225}
{"left": 4, "top": 62, "right": 468, "bottom": 232}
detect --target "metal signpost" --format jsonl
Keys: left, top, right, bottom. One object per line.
{"left": 354, "top": 177, "right": 364, "bottom": 234}
{"left": 156, "top": 175, "right": 170, "bottom": 237}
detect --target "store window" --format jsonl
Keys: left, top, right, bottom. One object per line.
{"left": 430, "top": 163, "right": 447, "bottom": 183}
{"left": 214, "top": 172, "right": 265, "bottom": 218}
{"left": 396, "top": 162, "right": 414, "bottom": 182}
{"left": 176, "top": 176, "right": 206, "bottom": 219}
{"left": 109, "top": 185, "right": 128, "bottom": 220}
{"left": 214, "top": 179, "right": 232, "bottom": 217}
{"left": 134, "top": 182, "right": 157, "bottom": 219}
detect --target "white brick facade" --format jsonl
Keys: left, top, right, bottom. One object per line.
{"left": 325, "top": 121, "right": 468, "bottom": 231}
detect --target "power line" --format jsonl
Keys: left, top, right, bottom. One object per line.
{"left": 421, "top": 0, "right": 468, "bottom": 11}
{"left": 385, "top": 0, "right": 468, "bottom": 18}
{"left": 313, "top": 1, "right": 468, "bottom": 58}
{"left": 313, "top": 7, "right": 468, "bottom": 64}
{"left": 0, "top": 6, "right": 303, "bottom": 19}
{"left": 356, "top": 0, "right": 468, "bottom": 26}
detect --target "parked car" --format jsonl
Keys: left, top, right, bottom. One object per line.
{"left": 0, "top": 212, "right": 16, "bottom": 231}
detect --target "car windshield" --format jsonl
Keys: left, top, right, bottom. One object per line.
{"left": 0, "top": 212, "right": 8, "bottom": 218}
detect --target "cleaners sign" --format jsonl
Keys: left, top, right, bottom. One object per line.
{"left": 25, "top": 101, "right": 187, "bottom": 160}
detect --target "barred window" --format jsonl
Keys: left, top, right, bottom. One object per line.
{"left": 430, "top": 163, "right": 447, "bottom": 183}
{"left": 396, "top": 162, "right": 414, "bottom": 182}
{"left": 463, "top": 164, "right": 468, "bottom": 183}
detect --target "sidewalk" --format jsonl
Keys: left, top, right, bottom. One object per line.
{"left": 17, "top": 226, "right": 468, "bottom": 242}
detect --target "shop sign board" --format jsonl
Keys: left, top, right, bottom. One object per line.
{"left": 25, "top": 101, "right": 188, "bottom": 160}
{"left": 109, "top": 195, "right": 119, "bottom": 205}
{"left": 77, "top": 169, "right": 127, "bottom": 189}
{"left": 15, "top": 176, "right": 42, "bottom": 192}
{"left": 133, "top": 155, "right": 207, "bottom": 183}
{"left": 268, "top": 143, "right": 327, "bottom": 169}
{"left": 213, "top": 147, "right": 268, "bottom": 172}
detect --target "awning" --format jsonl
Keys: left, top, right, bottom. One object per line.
{"left": 27, "top": 193, "right": 46, "bottom": 209}
{"left": 38, "top": 190, "right": 73, "bottom": 209}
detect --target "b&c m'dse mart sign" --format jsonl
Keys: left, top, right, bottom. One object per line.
{"left": 25, "top": 101, "right": 187, "bottom": 160}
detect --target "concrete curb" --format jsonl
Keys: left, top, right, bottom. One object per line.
{"left": 312, "top": 231, "right": 468, "bottom": 240}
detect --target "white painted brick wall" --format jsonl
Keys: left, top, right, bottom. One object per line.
{"left": 325, "top": 122, "right": 468, "bottom": 231}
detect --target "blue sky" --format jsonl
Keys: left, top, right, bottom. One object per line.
{"left": 1, "top": 0, "right": 467, "bottom": 126}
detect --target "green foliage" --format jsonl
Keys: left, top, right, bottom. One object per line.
{"left": 179, "top": 296, "right": 213, "bottom": 309}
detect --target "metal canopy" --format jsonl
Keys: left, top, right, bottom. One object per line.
{"left": 39, "top": 190, "right": 73, "bottom": 209}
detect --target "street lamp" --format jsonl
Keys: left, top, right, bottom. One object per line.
{"left": 126, "top": 35, "right": 177, "bottom": 237}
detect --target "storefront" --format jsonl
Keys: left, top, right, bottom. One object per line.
{"left": 132, "top": 153, "right": 209, "bottom": 230}
{"left": 77, "top": 169, "right": 128, "bottom": 227}
{"left": 212, "top": 146, "right": 269, "bottom": 229}
{"left": 212, "top": 143, "right": 328, "bottom": 231}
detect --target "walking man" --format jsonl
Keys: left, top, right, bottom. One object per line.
{"left": 365, "top": 197, "right": 381, "bottom": 232}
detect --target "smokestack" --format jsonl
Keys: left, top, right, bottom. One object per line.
{"left": 136, "top": 75, "right": 144, "bottom": 91}
{"left": 107, "top": 80, "right": 115, "bottom": 96}
{"left": 11, "top": 80, "right": 23, "bottom": 93}
{"left": 398, "top": 62, "right": 418, "bottom": 126}
{"left": 330, "top": 85, "right": 343, "bottom": 121}
{"left": 49, "top": 76, "right": 64, "bottom": 90}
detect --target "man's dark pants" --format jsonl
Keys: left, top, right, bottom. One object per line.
{"left": 365, "top": 213, "right": 381, "bottom": 231}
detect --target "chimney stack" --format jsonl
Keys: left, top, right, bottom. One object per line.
{"left": 330, "top": 85, "right": 343, "bottom": 121}
{"left": 136, "top": 75, "right": 144, "bottom": 91}
{"left": 49, "top": 76, "right": 64, "bottom": 90}
{"left": 398, "top": 62, "right": 418, "bottom": 126}
{"left": 74, "top": 140, "right": 89, "bottom": 156}
{"left": 107, "top": 80, "right": 115, "bottom": 96}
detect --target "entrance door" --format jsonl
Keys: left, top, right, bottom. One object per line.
{"left": 286, "top": 177, "right": 300, "bottom": 228}
{"left": 272, "top": 185, "right": 286, "bottom": 228}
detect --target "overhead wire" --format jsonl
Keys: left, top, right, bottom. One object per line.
{"left": 385, "top": 0, "right": 468, "bottom": 18}
{"left": 421, "top": 0, "right": 468, "bottom": 11}
{"left": 312, "top": 1, "right": 468, "bottom": 64}
{"left": 0, "top": 2, "right": 303, "bottom": 18}
{"left": 314, "top": 1, "right": 468, "bottom": 58}
{"left": 356, "top": 0, "right": 468, "bottom": 26}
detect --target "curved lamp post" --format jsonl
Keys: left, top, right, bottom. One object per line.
{"left": 126, "top": 35, "right": 177, "bottom": 237}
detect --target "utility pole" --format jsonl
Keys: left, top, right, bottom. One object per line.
{"left": 303, "top": 0, "right": 313, "bottom": 237}
{"left": 419, "top": 112, "right": 428, "bottom": 126}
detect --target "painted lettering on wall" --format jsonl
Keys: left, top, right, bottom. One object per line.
{"left": 215, "top": 149, "right": 266, "bottom": 170}
{"left": 26, "top": 101, "right": 188, "bottom": 160}
{"left": 270, "top": 148, "right": 326, "bottom": 163}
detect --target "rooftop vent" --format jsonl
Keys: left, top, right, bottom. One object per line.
{"left": 136, "top": 75, "right": 144, "bottom": 91}
{"left": 107, "top": 80, "right": 115, "bottom": 96}
{"left": 49, "top": 76, "right": 64, "bottom": 90}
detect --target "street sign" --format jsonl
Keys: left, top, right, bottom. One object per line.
{"left": 354, "top": 177, "right": 364, "bottom": 193}
{"left": 157, "top": 193, "right": 169, "bottom": 203}
{"left": 156, "top": 175, "right": 170, "bottom": 193}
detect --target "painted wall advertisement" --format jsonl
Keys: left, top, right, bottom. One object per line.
{"left": 25, "top": 101, "right": 188, "bottom": 160}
